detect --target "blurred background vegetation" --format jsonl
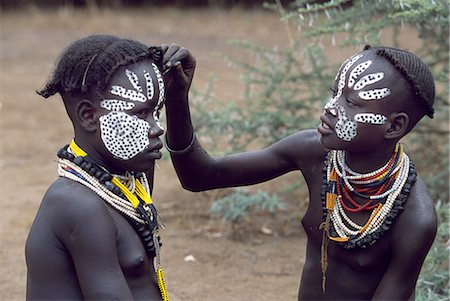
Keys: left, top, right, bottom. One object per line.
{"left": 0, "top": 0, "right": 293, "bottom": 10}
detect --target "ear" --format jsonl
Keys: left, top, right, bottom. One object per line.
{"left": 385, "top": 112, "right": 409, "bottom": 139}
{"left": 75, "top": 99, "right": 99, "bottom": 132}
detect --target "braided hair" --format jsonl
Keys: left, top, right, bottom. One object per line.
{"left": 38, "top": 34, "right": 163, "bottom": 98}
{"left": 364, "top": 45, "right": 435, "bottom": 118}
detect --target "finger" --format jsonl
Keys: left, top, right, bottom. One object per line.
{"left": 161, "top": 44, "right": 169, "bottom": 55}
{"left": 168, "top": 47, "right": 196, "bottom": 75}
{"left": 163, "top": 43, "right": 181, "bottom": 68}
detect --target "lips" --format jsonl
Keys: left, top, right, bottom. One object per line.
{"left": 144, "top": 142, "right": 163, "bottom": 154}
{"left": 318, "top": 115, "right": 334, "bottom": 135}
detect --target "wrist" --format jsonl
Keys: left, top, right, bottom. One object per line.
{"left": 165, "top": 133, "right": 196, "bottom": 155}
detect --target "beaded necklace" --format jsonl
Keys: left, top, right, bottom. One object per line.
{"left": 57, "top": 140, "right": 169, "bottom": 301}
{"left": 319, "top": 143, "right": 416, "bottom": 292}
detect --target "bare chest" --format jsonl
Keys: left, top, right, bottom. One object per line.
{"left": 108, "top": 209, "right": 155, "bottom": 277}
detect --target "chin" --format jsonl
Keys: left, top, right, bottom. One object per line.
{"left": 320, "top": 135, "right": 345, "bottom": 151}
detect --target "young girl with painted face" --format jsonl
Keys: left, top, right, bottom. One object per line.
{"left": 163, "top": 44, "right": 437, "bottom": 300}
{"left": 26, "top": 35, "right": 171, "bottom": 301}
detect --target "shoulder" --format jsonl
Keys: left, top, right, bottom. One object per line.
{"left": 43, "top": 177, "right": 117, "bottom": 240}
{"left": 273, "top": 129, "right": 328, "bottom": 172}
{"left": 394, "top": 175, "right": 437, "bottom": 247}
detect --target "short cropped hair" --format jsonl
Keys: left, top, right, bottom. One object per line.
{"left": 364, "top": 45, "right": 435, "bottom": 118}
{"left": 38, "top": 34, "right": 163, "bottom": 98}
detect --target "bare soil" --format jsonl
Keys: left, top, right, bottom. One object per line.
{"left": 0, "top": 7, "right": 308, "bottom": 301}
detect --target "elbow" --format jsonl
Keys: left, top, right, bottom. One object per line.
{"left": 178, "top": 178, "right": 207, "bottom": 192}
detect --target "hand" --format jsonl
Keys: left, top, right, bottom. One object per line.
{"left": 161, "top": 43, "right": 196, "bottom": 99}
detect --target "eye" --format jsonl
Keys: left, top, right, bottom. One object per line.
{"left": 345, "top": 97, "right": 357, "bottom": 106}
{"left": 135, "top": 108, "right": 151, "bottom": 119}
{"left": 330, "top": 87, "right": 337, "bottom": 97}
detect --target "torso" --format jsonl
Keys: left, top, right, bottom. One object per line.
{"left": 296, "top": 134, "right": 421, "bottom": 301}
{"left": 299, "top": 176, "right": 393, "bottom": 300}
{"left": 25, "top": 178, "right": 161, "bottom": 300}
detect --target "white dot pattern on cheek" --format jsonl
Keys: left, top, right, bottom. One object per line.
{"left": 126, "top": 69, "right": 142, "bottom": 93}
{"left": 100, "top": 99, "right": 135, "bottom": 111}
{"left": 354, "top": 72, "right": 384, "bottom": 90}
{"left": 358, "top": 88, "right": 391, "bottom": 100}
{"left": 348, "top": 60, "right": 372, "bottom": 88}
{"left": 99, "top": 112, "right": 151, "bottom": 160}
{"left": 354, "top": 113, "right": 387, "bottom": 124}
{"left": 335, "top": 106, "right": 358, "bottom": 142}
{"left": 110, "top": 85, "right": 147, "bottom": 102}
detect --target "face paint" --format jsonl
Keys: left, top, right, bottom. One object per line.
{"left": 354, "top": 113, "right": 387, "bottom": 124}
{"left": 100, "top": 99, "right": 135, "bottom": 111}
{"left": 324, "top": 54, "right": 363, "bottom": 111}
{"left": 110, "top": 85, "right": 147, "bottom": 102}
{"left": 335, "top": 106, "right": 358, "bottom": 142}
{"left": 100, "top": 112, "right": 151, "bottom": 160}
{"left": 358, "top": 88, "right": 391, "bottom": 100}
{"left": 348, "top": 60, "right": 372, "bottom": 88}
{"left": 324, "top": 54, "right": 390, "bottom": 142}
{"left": 354, "top": 72, "right": 384, "bottom": 90}
{"left": 99, "top": 64, "right": 165, "bottom": 160}
{"left": 151, "top": 63, "right": 165, "bottom": 131}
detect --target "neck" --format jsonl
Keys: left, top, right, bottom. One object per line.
{"left": 344, "top": 144, "right": 397, "bottom": 173}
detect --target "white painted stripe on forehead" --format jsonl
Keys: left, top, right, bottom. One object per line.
{"left": 152, "top": 63, "right": 165, "bottom": 108}
{"left": 348, "top": 60, "right": 372, "bottom": 88}
{"left": 358, "top": 88, "right": 391, "bottom": 100}
{"left": 143, "top": 70, "right": 154, "bottom": 100}
{"left": 110, "top": 85, "right": 147, "bottom": 102}
{"left": 354, "top": 72, "right": 384, "bottom": 90}
{"left": 100, "top": 99, "right": 135, "bottom": 111}
{"left": 126, "top": 69, "right": 142, "bottom": 93}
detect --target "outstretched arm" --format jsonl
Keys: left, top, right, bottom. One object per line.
{"left": 162, "top": 44, "right": 326, "bottom": 191}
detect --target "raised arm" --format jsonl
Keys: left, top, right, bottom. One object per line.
{"left": 162, "top": 44, "right": 327, "bottom": 191}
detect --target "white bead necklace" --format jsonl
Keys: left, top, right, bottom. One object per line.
{"left": 326, "top": 147, "right": 410, "bottom": 244}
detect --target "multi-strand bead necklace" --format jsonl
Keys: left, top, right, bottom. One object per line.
{"left": 319, "top": 143, "right": 416, "bottom": 291}
{"left": 57, "top": 140, "right": 169, "bottom": 301}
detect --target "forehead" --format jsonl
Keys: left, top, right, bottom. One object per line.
{"left": 108, "top": 59, "right": 158, "bottom": 86}
{"left": 336, "top": 51, "right": 397, "bottom": 84}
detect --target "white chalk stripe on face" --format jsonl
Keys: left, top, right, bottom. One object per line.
{"left": 153, "top": 110, "right": 164, "bottom": 131}
{"left": 354, "top": 72, "right": 385, "bottom": 90}
{"left": 143, "top": 70, "right": 154, "bottom": 100}
{"left": 126, "top": 69, "right": 142, "bottom": 93}
{"left": 325, "top": 54, "right": 363, "bottom": 111}
{"left": 348, "top": 60, "right": 372, "bottom": 88}
{"left": 100, "top": 99, "right": 135, "bottom": 111}
{"left": 111, "top": 85, "right": 147, "bottom": 102}
{"left": 358, "top": 88, "right": 391, "bottom": 100}
{"left": 152, "top": 63, "right": 165, "bottom": 107}
{"left": 354, "top": 113, "right": 387, "bottom": 124}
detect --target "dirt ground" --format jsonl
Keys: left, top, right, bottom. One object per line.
{"left": 0, "top": 7, "right": 313, "bottom": 301}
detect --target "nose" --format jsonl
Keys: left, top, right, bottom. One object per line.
{"left": 149, "top": 125, "right": 164, "bottom": 138}
{"left": 324, "top": 99, "right": 338, "bottom": 117}
{"left": 148, "top": 117, "right": 165, "bottom": 138}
